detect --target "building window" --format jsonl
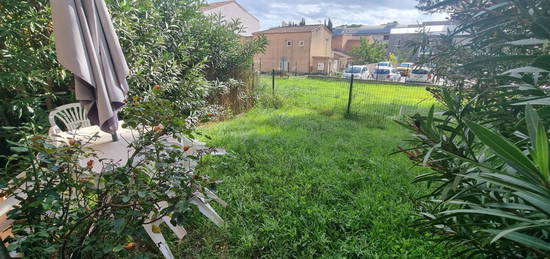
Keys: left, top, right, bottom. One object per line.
{"left": 317, "top": 63, "right": 325, "bottom": 71}
{"left": 299, "top": 40, "right": 305, "bottom": 47}
{"left": 383, "top": 35, "right": 390, "bottom": 41}
{"left": 286, "top": 40, "right": 293, "bottom": 47}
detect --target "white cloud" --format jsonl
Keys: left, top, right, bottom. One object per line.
{"left": 208, "top": 0, "right": 449, "bottom": 29}
{"left": 295, "top": 4, "right": 322, "bottom": 15}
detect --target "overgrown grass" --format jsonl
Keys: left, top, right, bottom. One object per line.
{"left": 263, "top": 76, "right": 437, "bottom": 121}
{"left": 174, "top": 77, "right": 450, "bottom": 258}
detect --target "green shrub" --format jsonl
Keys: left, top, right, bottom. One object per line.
{"left": 110, "top": 0, "right": 266, "bottom": 116}
{"left": 0, "top": 0, "right": 266, "bottom": 256}
{"left": 402, "top": 0, "right": 550, "bottom": 256}
{"left": 4, "top": 87, "right": 221, "bottom": 257}
{"left": 0, "top": 0, "right": 266, "bottom": 169}
{"left": 0, "top": 0, "right": 72, "bottom": 170}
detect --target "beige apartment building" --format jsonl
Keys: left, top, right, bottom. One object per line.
{"left": 254, "top": 25, "right": 336, "bottom": 74}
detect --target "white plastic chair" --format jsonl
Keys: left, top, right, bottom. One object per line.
{"left": 48, "top": 103, "right": 91, "bottom": 133}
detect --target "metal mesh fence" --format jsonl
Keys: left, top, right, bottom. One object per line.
{"left": 260, "top": 72, "right": 439, "bottom": 124}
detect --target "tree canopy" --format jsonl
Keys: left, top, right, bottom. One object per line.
{"left": 350, "top": 38, "right": 387, "bottom": 64}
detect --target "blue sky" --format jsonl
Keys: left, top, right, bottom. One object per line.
{"left": 209, "top": 0, "right": 448, "bottom": 29}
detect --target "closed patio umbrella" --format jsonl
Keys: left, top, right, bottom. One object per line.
{"left": 50, "top": 0, "right": 129, "bottom": 139}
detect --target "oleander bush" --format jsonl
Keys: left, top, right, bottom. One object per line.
{"left": 0, "top": 0, "right": 266, "bottom": 256}
{"left": 110, "top": 0, "right": 266, "bottom": 116}
{"left": 402, "top": 0, "right": 550, "bottom": 256}
{"left": 0, "top": 0, "right": 266, "bottom": 170}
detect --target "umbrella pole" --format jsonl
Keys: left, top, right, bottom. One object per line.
{"left": 111, "top": 133, "right": 119, "bottom": 142}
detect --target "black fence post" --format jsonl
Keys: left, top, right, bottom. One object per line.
{"left": 347, "top": 75, "right": 354, "bottom": 115}
{"left": 272, "top": 69, "right": 275, "bottom": 95}
{"left": 251, "top": 61, "right": 255, "bottom": 89}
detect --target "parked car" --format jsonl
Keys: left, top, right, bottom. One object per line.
{"left": 373, "top": 68, "right": 401, "bottom": 81}
{"left": 408, "top": 68, "right": 434, "bottom": 83}
{"left": 376, "top": 61, "right": 392, "bottom": 68}
{"left": 343, "top": 65, "right": 370, "bottom": 80}
{"left": 397, "top": 62, "right": 414, "bottom": 77}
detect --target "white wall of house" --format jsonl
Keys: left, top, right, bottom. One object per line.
{"left": 204, "top": 2, "right": 260, "bottom": 36}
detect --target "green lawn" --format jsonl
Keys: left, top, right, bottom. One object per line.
{"left": 265, "top": 77, "right": 437, "bottom": 121}
{"left": 174, "top": 77, "right": 449, "bottom": 258}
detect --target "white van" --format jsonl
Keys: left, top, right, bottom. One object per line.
{"left": 343, "top": 66, "right": 369, "bottom": 80}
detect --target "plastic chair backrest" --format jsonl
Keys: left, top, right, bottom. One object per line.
{"left": 48, "top": 103, "right": 91, "bottom": 131}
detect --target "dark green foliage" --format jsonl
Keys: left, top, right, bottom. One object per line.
{"left": 401, "top": 0, "right": 550, "bottom": 257}
{"left": 1, "top": 0, "right": 266, "bottom": 256}
{"left": 4, "top": 88, "right": 218, "bottom": 257}
{"left": 0, "top": 0, "right": 266, "bottom": 170}
{"left": 109, "top": 0, "right": 211, "bottom": 117}
{"left": 402, "top": 102, "right": 550, "bottom": 257}
{"left": 0, "top": 0, "right": 73, "bottom": 168}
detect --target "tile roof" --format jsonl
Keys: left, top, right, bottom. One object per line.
{"left": 201, "top": 1, "right": 234, "bottom": 11}
{"left": 255, "top": 25, "right": 328, "bottom": 34}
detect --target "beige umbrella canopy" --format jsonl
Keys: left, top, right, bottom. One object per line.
{"left": 50, "top": 0, "right": 129, "bottom": 135}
